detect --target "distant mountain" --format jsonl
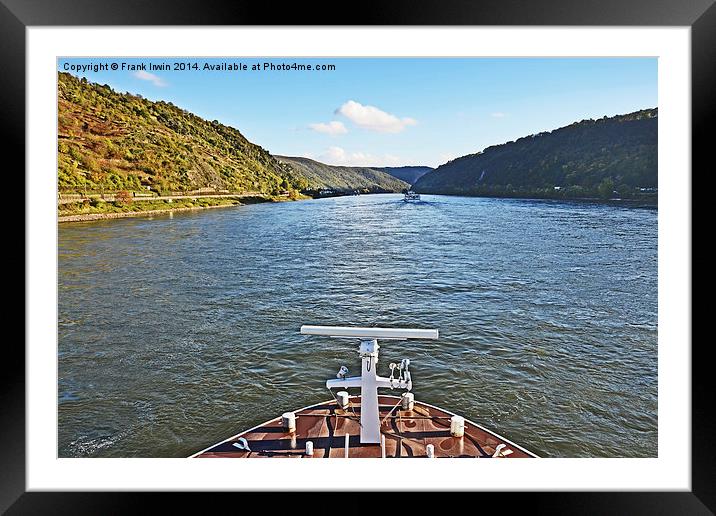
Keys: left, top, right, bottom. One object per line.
{"left": 414, "top": 109, "right": 657, "bottom": 200}
{"left": 374, "top": 166, "right": 433, "bottom": 185}
{"left": 275, "top": 156, "right": 409, "bottom": 193}
{"left": 58, "top": 72, "right": 307, "bottom": 196}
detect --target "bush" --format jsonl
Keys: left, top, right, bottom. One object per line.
{"left": 114, "top": 190, "right": 133, "bottom": 205}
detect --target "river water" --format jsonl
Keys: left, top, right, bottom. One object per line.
{"left": 58, "top": 194, "right": 657, "bottom": 457}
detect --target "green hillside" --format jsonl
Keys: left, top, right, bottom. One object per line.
{"left": 58, "top": 72, "right": 309, "bottom": 197}
{"left": 414, "top": 109, "right": 657, "bottom": 200}
{"left": 275, "top": 156, "right": 409, "bottom": 193}
{"left": 374, "top": 166, "right": 433, "bottom": 186}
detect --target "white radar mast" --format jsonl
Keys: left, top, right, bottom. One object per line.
{"left": 300, "top": 325, "right": 439, "bottom": 444}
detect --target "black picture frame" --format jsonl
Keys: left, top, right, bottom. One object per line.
{"left": 7, "top": 0, "right": 711, "bottom": 513}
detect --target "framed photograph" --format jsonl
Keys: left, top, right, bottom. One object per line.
{"left": 10, "top": 0, "right": 711, "bottom": 512}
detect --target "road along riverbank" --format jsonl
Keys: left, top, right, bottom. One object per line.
{"left": 57, "top": 195, "right": 283, "bottom": 223}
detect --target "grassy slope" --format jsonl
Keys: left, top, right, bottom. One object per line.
{"left": 275, "top": 156, "right": 409, "bottom": 192}
{"left": 414, "top": 109, "right": 657, "bottom": 199}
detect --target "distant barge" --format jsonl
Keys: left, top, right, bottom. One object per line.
{"left": 191, "top": 326, "right": 538, "bottom": 459}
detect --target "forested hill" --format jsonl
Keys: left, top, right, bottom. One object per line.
{"left": 374, "top": 166, "right": 433, "bottom": 185}
{"left": 275, "top": 156, "right": 409, "bottom": 193}
{"left": 413, "top": 109, "right": 657, "bottom": 200}
{"left": 57, "top": 72, "right": 311, "bottom": 196}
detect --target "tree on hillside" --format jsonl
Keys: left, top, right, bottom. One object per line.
{"left": 90, "top": 169, "right": 107, "bottom": 198}
{"left": 598, "top": 177, "right": 615, "bottom": 199}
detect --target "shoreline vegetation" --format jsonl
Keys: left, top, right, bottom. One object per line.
{"left": 57, "top": 194, "right": 299, "bottom": 223}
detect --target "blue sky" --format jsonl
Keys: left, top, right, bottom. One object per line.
{"left": 58, "top": 57, "right": 657, "bottom": 168}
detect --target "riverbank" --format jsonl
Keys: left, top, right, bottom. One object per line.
{"left": 416, "top": 191, "right": 658, "bottom": 208}
{"left": 57, "top": 195, "right": 286, "bottom": 223}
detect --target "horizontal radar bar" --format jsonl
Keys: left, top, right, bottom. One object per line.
{"left": 300, "top": 325, "right": 438, "bottom": 340}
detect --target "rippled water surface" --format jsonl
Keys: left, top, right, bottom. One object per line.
{"left": 58, "top": 194, "right": 657, "bottom": 457}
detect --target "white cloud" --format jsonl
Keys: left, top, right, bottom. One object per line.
{"left": 490, "top": 112, "right": 507, "bottom": 118}
{"left": 335, "top": 100, "right": 417, "bottom": 133}
{"left": 133, "top": 70, "right": 167, "bottom": 87}
{"left": 317, "top": 146, "right": 403, "bottom": 167}
{"left": 308, "top": 121, "right": 348, "bottom": 135}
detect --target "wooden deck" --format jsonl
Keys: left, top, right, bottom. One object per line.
{"left": 192, "top": 395, "right": 537, "bottom": 458}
